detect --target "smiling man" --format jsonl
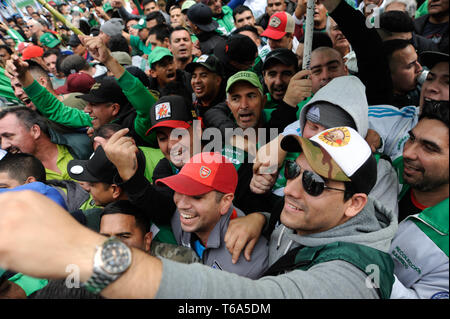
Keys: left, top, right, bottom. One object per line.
{"left": 156, "top": 152, "right": 268, "bottom": 278}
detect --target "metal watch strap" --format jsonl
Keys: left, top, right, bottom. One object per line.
{"left": 83, "top": 269, "right": 115, "bottom": 294}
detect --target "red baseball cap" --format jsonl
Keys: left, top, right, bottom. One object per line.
{"left": 261, "top": 12, "right": 295, "bottom": 40}
{"left": 22, "top": 45, "right": 44, "bottom": 60}
{"left": 156, "top": 152, "right": 238, "bottom": 196}
{"left": 55, "top": 72, "right": 96, "bottom": 95}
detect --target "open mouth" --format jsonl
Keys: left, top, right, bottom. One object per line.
{"left": 238, "top": 112, "right": 254, "bottom": 123}
{"left": 167, "top": 72, "right": 176, "bottom": 80}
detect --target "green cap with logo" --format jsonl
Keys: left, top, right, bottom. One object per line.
{"left": 132, "top": 17, "right": 147, "bottom": 30}
{"left": 103, "top": 2, "right": 113, "bottom": 12}
{"left": 148, "top": 46, "right": 173, "bottom": 69}
{"left": 226, "top": 71, "right": 263, "bottom": 94}
{"left": 39, "top": 32, "right": 60, "bottom": 48}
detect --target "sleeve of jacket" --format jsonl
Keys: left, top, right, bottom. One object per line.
{"left": 330, "top": 0, "right": 393, "bottom": 105}
{"left": 119, "top": 159, "right": 176, "bottom": 225}
{"left": 117, "top": 6, "right": 140, "bottom": 21}
{"left": 267, "top": 100, "right": 299, "bottom": 132}
{"left": 116, "top": 70, "right": 157, "bottom": 144}
{"left": 202, "top": 101, "right": 237, "bottom": 136}
{"left": 23, "top": 80, "right": 92, "bottom": 128}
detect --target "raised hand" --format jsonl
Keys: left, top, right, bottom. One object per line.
{"left": 283, "top": 69, "right": 312, "bottom": 107}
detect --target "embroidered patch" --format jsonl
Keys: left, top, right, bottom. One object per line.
{"left": 269, "top": 16, "right": 281, "bottom": 28}
{"left": 318, "top": 127, "right": 351, "bottom": 147}
{"left": 155, "top": 102, "right": 171, "bottom": 120}
{"left": 199, "top": 166, "right": 211, "bottom": 178}
{"left": 90, "top": 82, "right": 101, "bottom": 91}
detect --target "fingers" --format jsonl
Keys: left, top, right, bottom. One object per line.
{"left": 244, "top": 239, "right": 257, "bottom": 262}
{"left": 107, "top": 128, "right": 130, "bottom": 144}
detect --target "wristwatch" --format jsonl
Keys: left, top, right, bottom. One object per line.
{"left": 82, "top": 236, "right": 132, "bottom": 294}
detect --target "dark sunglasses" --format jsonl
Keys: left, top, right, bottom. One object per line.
{"left": 284, "top": 160, "right": 346, "bottom": 197}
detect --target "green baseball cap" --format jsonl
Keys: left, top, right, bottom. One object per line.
{"left": 181, "top": 0, "right": 196, "bottom": 12}
{"left": 132, "top": 17, "right": 148, "bottom": 30}
{"left": 39, "top": 32, "right": 60, "bottom": 48}
{"left": 103, "top": 2, "right": 113, "bottom": 13}
{"left": 226, "top": 71, "right": 263, "bottom": 94}
{"left": 148, "top": 47, "right": 173, "bottom": 69}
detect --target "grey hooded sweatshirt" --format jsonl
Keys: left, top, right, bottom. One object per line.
{"left": 155, "top": 196, "right": 397, "bottom": 299}
{"left": 283, "top": 76, "right": 400, "bottom": 217}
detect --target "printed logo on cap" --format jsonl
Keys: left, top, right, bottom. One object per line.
{"left": 155, "top": 102, "right": 171, "bottom": 120}
{"left": 269, "top": 16, "right": 281, "bottom": 28}
{"left": 91, "top": 83, "right": 101, "bottom": 91}
{"left": 197, "top": 55, "right": 209, "bottom": 63}
{"left": 70, "top": 165, "right": 84, "bottom": 175}
{"left": 138, "top": 18, "right": 145, "bottom": 25}
{"left": 199, "top": 166, "right": 211, "bottom": 178}
{"left": 318, "top": 127, "right": 351, "bottom": 147}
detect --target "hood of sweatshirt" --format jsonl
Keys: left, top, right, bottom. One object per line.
{"left": 299, "top": 75, "right": 369, "bottom": 138}
{"left": 268, "top": 196, "right": 398, "bottom": 266}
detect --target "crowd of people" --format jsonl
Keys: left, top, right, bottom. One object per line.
{"left": 0, "top": 0, "right": 448, "bottom": 301}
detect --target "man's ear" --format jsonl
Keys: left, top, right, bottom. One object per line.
{"left": 111, "top": 184, "right": 123, "bottom": 200}
{"left": 343, "top": 193, "right": 368, "bottom": 219}
{"left": 110, "top": 103, "right": 121, "bottom": 117}
{"left": 219, "top": 193, "right": 234, "bottom": 216}
{"left": 30, "top": 124, "right": 41, "bottom": 140}
{"left": 149, "top": 68, "right": 157, "bottom": 79}
{"left": 24, "top": 176, "right": 38, "bottom": 184}
{"left": 144, "top": 231, "right": 152, "bottom": 253}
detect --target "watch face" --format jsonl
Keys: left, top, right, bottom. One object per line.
{"left": 101, "top": 240, "right": 132, "bottom": 274}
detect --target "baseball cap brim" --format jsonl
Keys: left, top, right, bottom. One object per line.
{"left": 67, "top": 159, "right": 102, "bottom": 183}
{"left": 419, "top": 51, "right": 449, "bottom": 69}
{"left": 196, "top": 19, "right": 219, "bottom": 32}
{"left": 280, "top": 134, "right": 351, "bottom": 182}
{"left": 261, "top": 28, "right": 286, "bottom": 40}
{"left": 76, "top": 93, "right": 109, "bottom": 104}
{"left": 156, "top": 173, "right": 215, "bottom": 196}
{"left": 146, "top": 120, "right": 191, "bottom": 136}
{"left": 185, "top": 61, "right": 215, "bottom": 74}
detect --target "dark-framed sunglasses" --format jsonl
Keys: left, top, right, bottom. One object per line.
{"left": 284, "top": 160, "right": 346, "bottom": 197}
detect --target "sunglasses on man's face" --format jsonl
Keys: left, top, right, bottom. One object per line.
{"left": 284, "top": 160, "right": 346, "bottom": 197}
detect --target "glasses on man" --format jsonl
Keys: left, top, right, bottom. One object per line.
{"left": 284, "top": 160, "right": 346, "bottom": 197}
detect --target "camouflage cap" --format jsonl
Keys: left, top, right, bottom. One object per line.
{"left": 281, "top": 126, "right": 377, "bottom": 194}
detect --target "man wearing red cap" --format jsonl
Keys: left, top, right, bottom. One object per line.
{"left": 261, "top": 11, "right": 300, "bottom": 53}
{"left": 155, "top": 152, "right": 268, "bottom": 279}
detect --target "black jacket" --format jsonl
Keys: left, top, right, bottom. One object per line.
{"left": 197, "top": 31, "right": 227, "bottom": 55}
{"left": 414, "top": 14, "right": 449, "bottom": 53}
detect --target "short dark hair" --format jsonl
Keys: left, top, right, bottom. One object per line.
{"left": 232, "top": 25, "right": 259, "bottom": 39}
{"left": 0, "top": 44, "right": 13, "bottom": 55}
{"left": 0, "top": 106, "right": 50, "bottom": 137}
{"left": 0, "top": 153, "right": 46, "bottom": 184}
{"left": 149, "top": 24, "right": 172, "bottom": 43}
{"left": 143, "top": 0, "right": 157, "bottom": 6}
{"left": 380, "top": 10, "right": 415, "bottom": 33}
{"left": 233, "top": 5, "right": 253, "bottom": 20}
{"left": 419, "top": 100, "right": 449, "bottom": 129}
{"left": 107, "top": 34, "right": 130, "bottom": 54}
{"left": 94, "top": 123, "right": 125, "bottom": 141}
{"left": 101, "top": 200, "right": 150, "bottom": 233}
{"left": 146, "top": 11, "right": 166, "bottom": 25}
{"left": 169, "top": 25, "right": 190, "bottom": 42}
{"left": 42, "top": 48, "right": 61, "bottom": 59}
{"left": 382, "top": 39, "right": 413, "bottom": 62}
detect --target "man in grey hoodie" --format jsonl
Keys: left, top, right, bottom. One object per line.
{"left": 0, "top": 126, "right": 397, "bottom": 299}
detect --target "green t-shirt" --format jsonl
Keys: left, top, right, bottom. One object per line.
{"left": 130, "top": 35, "right": 152, "bottom": 55}
{"left": 45, "top": 144, "right": 75, "bottom": 181}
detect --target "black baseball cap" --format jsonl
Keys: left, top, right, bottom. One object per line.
{"left": 419, "top": 51, "right": 449, "bottom": 69}
{"left": 214, "top": 34, "right": 257, "bottom": 65}
{"left": 185, "top": 54, "right": 224, "bottom": 76}
{"left": 77, "top": 77, "right": 128, "bottom": 105}
{"left": 187, "top": 3, "right": 219, "bottom": 32}
{"left": 263, "top": 48, "right": 298, "bottom": 70}
{"left": 68, "top": 33, "right": 82, "bottom": 47}
{"left": 146, "top": 95, "right": 195, "bottom": 135}
{"left": 67, "top": 146, "right": 118, "bottom": 184}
